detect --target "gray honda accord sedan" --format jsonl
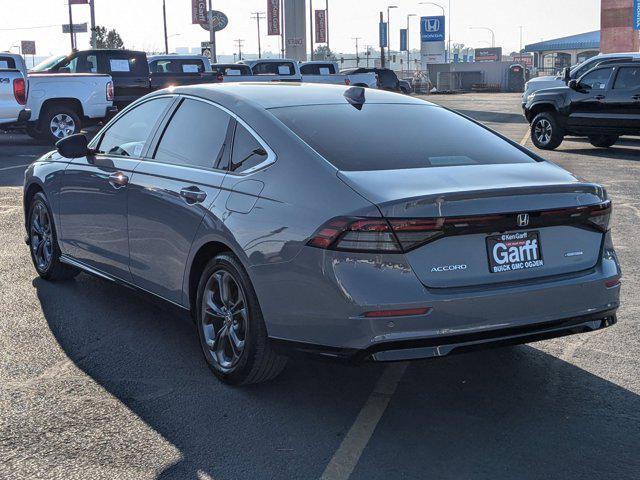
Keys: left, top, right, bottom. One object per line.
{"left": 23, "top": 83, "right": 621, "bottom": 384}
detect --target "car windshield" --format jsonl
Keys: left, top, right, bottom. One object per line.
{"left": 271, "top": 104, "right": 538, "bottom": 171}
{"left": 30, "top": 54, "right": 67, "bottom": 72}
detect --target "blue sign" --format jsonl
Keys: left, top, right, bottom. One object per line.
{"left": 379, "top": 22, "right": 388, "bottom": 48}
{"left": 400, "top": 28, "right": 407, "bottom": 51}
{"left": 634, "top": 0, "right": 640, "bottom": 30}
{"left": 420, "top": 15, "right": 445, "bottom": 42}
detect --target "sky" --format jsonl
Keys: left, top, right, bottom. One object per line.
{"left": 0, "top": 0, "right": 602, "bottom": 58}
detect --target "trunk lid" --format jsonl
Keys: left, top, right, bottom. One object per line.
{"left": 338, "top": 163, "right": 608, "bottom": 288}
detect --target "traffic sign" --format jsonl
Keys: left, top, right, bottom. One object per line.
{"left": 21, "top": 41, "right": 36, "bottom": 55}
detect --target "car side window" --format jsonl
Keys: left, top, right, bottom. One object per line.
{"left": 98, "top": 98, "right": 171, "bottom": 157}
{"left": 230, "top": 124, "right": 269, "bottom": 173}
{"left": 613, "top": 67, "right": 640, "bottom": 90}
{"left": 580, "top": 67, "right": 614, "bottom": 90}
{"left": 252, "top": 62, "right": 295, "bottom": 76}
{"left": 154, "top": 99, "right": 231, "bottom": 169}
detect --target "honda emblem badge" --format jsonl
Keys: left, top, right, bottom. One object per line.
{"left": 517, "top": 213, "right": 530, "bottom": 227}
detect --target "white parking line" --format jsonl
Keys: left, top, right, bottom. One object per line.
{"left": 0, "top": 163, "right": 30, "bottom": 172}
{"left": 320, "top": 362, "right": 408, "bottom": 480}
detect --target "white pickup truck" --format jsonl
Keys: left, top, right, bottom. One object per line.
{"left": 218, "top": 59, "right": 378, "bottom": 87}
{"left": 0, "top": 52, "right": 116, "bottom": 143}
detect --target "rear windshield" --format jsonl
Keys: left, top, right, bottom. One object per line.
{"left": 271, "top": 104, "right": 537, "bottom": 171}
{"left": 0, "top": 57, "right": 17, "bottom": 69}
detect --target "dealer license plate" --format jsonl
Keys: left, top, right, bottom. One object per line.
{"left": 486, "top": 231, "right": 544, "bottom": 273}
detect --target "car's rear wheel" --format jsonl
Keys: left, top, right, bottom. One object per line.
{"left": 589, "top": 135, "right": 618, "bottom": 148}
{"left": 28, "top": 192, "right": 80, "bottom": 281}
{"left": 196, "top": 253, "right": 287, "bottom": 385}
{"left": 531, "top": 112, "right": 564, "bottom": 150}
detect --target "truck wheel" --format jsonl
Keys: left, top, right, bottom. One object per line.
{"left": 196, "top": 253, "right": 288, "bottom": 385}
{"left": 531, "top": 112, "right": 564, "bottom": 150}
{"left": 588, "top": 135, "right": 618, "bottom": 148}
{"left": 40, "top": 105, "right": 81, "bottom": 145}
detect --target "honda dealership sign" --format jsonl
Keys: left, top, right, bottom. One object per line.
{"left": 420, "top": 16, "right": 445, "bottom": 42}
{"left": 634, "top": 0, "right": 640, "bottom": 30}
{"left": 420, "top": 16, "right": 446, "bottom": 67}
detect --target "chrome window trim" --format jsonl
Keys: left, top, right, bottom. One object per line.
{"left": 178, "top": 94, "right": 277, "bottom": 176}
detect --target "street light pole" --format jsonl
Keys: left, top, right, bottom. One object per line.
{"left": 67, "top": 1, "right": 75, "bottom": 50}
{"left": 352, "top": 37, "right": 361, "bottom": 66}
{"left": 90, "top": 0, "right": 97, "bottom": 48}
{"left": 309, "top": 0, "right": 314, "bottom": 61}
{"left": 325, "top": 0, "right": 330, "bottom": 53}
{"left": 387, "top": 6, "right": 397, "bottom": 54}
{"left": 470, "top": 26, "right": 495, "bottom": 48}
{"left": 163, "top": 0, "right": 169, "bottom": 54}
{"left": 406, "top": 14, "right": 416, "bottom": 73}
{"left": 251, "top": 12, "right": 266, "bottom": 59}
{"left": 208, "top": 0, "right": 216, "bottom": 63}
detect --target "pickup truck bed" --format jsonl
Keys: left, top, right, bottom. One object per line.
{"left": 0, "top": 69, "right": 30, "bottom": 127}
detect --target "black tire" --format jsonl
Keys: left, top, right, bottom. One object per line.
{"left": 196, "top": 253, "right": 287, "bottom": 385}
{"left": 39, "top": 105, "right": 81, "bottom": 145}
{"left": 589, "top": 135, "right": 618, "bottom": 148}
{"left": 531, "top": 112, "right": 564, "bottom": 150}
{"left": 27, "top": 192, "right": 80, "bottom": 281}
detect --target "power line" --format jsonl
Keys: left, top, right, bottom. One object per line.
{"left": 0, "top": 24, "right": 60, "bottom": 31}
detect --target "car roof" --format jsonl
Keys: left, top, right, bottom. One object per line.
{"left": 594, "top": 52, "right": 640, "bottom": 58}
{"left": 157, "top": 82, "right": 430, "bottom": 110}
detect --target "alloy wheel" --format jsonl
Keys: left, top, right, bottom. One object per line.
{"left": 534, "top": 119, "right": 552, "bottom": 145}
{"left": 30, "top": 202, "right": 53, "bottom": 272}
{"left": 201, "top": 269, "right": 248, "bottom": 372}
{"left": 49, "top": 114, "right": 76, "bottom": 139}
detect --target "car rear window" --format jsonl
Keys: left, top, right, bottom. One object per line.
{"left": 0, "top": 57, "right": 17, "bottom": 69}
{"left": 271, "top": 104, "right": 537, "bottom": 171}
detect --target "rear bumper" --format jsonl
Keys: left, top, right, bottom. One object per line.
{"left": 273, "top": 309, "right": 618, "bottom": 363}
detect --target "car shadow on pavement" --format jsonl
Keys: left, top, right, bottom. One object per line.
{"left": 33, "top": 275, "right": 639, "bottom": 480}
{"left": 450, "top": 109, "right": 528, "bottom": 124}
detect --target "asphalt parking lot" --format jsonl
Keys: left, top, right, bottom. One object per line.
{"left": 1, "top": 92, "right": 639, "bottom": 480}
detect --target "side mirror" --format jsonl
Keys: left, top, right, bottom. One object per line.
{"left": 56, "top": 134, "right": 91, "bottom": 158}
{"left": 568, "top": 79, "right": 579, "bottom": 90}
{"left": 563, "top": 67, "right": 571, "bottom": 84}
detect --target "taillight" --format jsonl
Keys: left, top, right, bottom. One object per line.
{"left": 375, "top": 74, "right": 381, "bottom": 88}
{"left": 345, "top": 78, "right": 350, "bottom": 86}
{"left": 13, "top": 78, "right": 26, "bottom": 105}
{"left": 308, "top": 202, "right": 612, "bottom": 254}
{"left": 106, "top": 81, "right": 114, "bottom": 101}
{"left": 216, "top": 74, "right": 224, "bottom": 82}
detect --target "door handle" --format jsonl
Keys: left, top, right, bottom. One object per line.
{"left": 594, "top": 95, "right": 605, "bottom": 101}
{"left": 180, "top": 186, "right": 207, "bottom": 204}
{"left": 108, "top": 171, "right": 129, "bottom": 189}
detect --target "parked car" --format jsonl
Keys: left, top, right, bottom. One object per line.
{"left": 524, "top": 62, "right": 640, "bottom": 150}
{"left": 0, "top": 51, "right": 28, "bottom": 77}
{"left": 211, "top": 63, "right": 253, "bottom": 82}
{"left": 2, "top": 52, "right": 115, "bottom": 143}
{"left": 299, "top": 61, "right": 378, "bottom": 88}
{"left": 32, "top": 49, "right": 220, "bottom": 109}
{"left": 0, "top": 67, "right": 30, "bottom": 128}
{"left": 340, "top": 67, "right": 406, "bottom": 92}
{"left": 24, "top": 83, "right": 620, "bottom": 385}
{"left": 148, "top": 54, "right": 222, "bottom": 88}
{"left": 522, "top": 52, "right": 640, "bottom": 106}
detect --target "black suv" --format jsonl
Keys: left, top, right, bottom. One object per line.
{"left": 340, "top": 67, "right": 410, "bottom": 93}
{"left": 524, "top": 62, "right": 640, "bottom": 150}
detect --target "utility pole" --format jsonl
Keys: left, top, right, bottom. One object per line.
{"left": 235, "top": 39, "right": 244, "bottom": 61}
{"left": 325, "top": 0, "right": 330, "bottom": 53}
{"left": 90, "top": 0, "right": 97, "bottom": 48}
{"left": 309, "top": 0, "right": 314, "bottom": 60}
{"left": 280, "top": 0, "right": 285, "bottom": 59}
{"left": 379, "top": 12, "right": 386, "bottom": 68}
{"left": 352, "top": 37, "right": 361, "bottom": 66}
{"left": 208, "top": 0, "right": 217, "bottom": 63}
{"left": 251, "top": 12, "right": 266, "bottom": 58}
{"left": 519, "top": 26, "right": 523, "bottom": 52}
{"left": 406, "top": 14, "right": 416, "bottom": 73}
{"left": 387, "top": 5, "right": 397, "bottom": 54}
{"left": 163, "top": 0, "right": 169, "bottom": 54}
{"left": 67, "top": 1, "right": 75, "bottom": 50}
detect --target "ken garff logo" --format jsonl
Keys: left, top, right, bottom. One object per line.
{"left": 517, "top": 213, "right": 530, "bottom": 227}
{"left": 425, "top": 18, "right": 440, "bottom": 32}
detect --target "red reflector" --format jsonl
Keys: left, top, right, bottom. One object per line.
{"left": 217, "top": 74, "right": 224, "bottom": 82}
{"left": 106, "top": 81, "right": 114, "bottom": 101}
{"left": 13, "top": 78, "right": 26, "bottom": 105}
{"left": 605, "top": 277, "right": 621, "bottom": 288}
{"left": 364, "top": 307, "right": 431, "bottom": 318}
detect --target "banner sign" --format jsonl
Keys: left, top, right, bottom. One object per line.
{"left": 315, "top": 10, "right": 327, "bottom": 43}
{"left": 192, "top": 0, "right": 207, "bottom": 24}
{"left": 69, "top": 0, "right": 89, "bottom": 4}
{"left": 475, "top": 47, "right": 502, "bottom": 62}
{"left": 634, "top": 0, "right": 640, "bottom": 30}
{"left": 420, "top": 16, "right": 445, "bottom": 42}
{"left": 62, "top": 23, "right": 88, "bottom": 33}
{"left": 511, "top": 53, "right": 533, "bottom": 66}
{"left": 379, "top": 22, "right": 388, "bottom": 48}
{"left": 400, "top": 28, "right": 407, "bottom": 51}
{"left": 21, "top": 41, "right": 36, "bottom": 55}
{"left": 268, "top": 0, "right": 281, "bottom": 35}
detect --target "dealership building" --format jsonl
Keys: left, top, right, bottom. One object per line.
{"left": 524, "top": 31, "right": 600, "bottom": 73}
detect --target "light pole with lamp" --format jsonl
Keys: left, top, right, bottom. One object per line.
{"left": 406, "top": 13, "right": 417, "bottom": 73}
{"left": 469, "top": 26, "right": 495, "bottom": 48}
{"left": 387, "top": 6, "right": 397, "bottom": 55}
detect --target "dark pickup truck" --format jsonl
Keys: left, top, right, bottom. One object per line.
{"left": 32, "top": 49, "right": 220, "bottom": 109}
